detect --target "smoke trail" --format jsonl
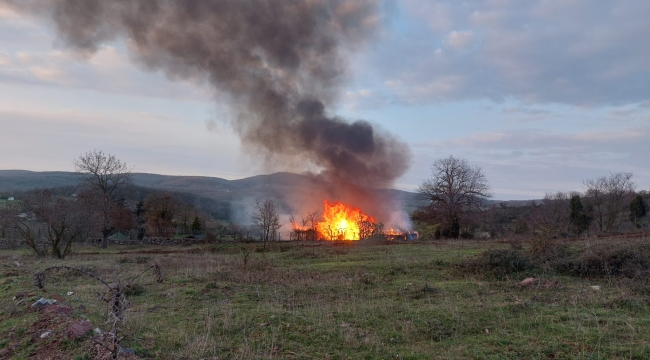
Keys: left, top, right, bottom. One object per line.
{"left": 5, "top": 0, "right": 411, "bottom": 187}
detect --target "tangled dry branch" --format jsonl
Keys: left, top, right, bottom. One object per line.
{"left": 33, "top": 264, "right": 163, "bottom": 358}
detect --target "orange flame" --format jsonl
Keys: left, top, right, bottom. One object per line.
{"left": 317, "top": 200, "right": 375, "bottom": 241}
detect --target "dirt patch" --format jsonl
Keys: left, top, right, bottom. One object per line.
{"left": 1, "top": 309, "right": 84, "bottom": 359}
{"left": 0, "top": 306, "right": 139, "bottom": 359}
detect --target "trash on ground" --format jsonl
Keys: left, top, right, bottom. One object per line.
{"left": 31, "top": 298, "right": 57, "bottom": 308}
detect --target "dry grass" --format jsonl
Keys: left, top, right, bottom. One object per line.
{"left": 1, "top": 239, "right": 650, "bottom": 358}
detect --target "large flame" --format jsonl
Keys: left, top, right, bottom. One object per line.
{"left": 317, "top": 200, "right": 375, "bottom": 240}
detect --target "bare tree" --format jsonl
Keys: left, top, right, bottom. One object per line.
{"left": 12, "top": 190, "right": 95, "bottom": 258}
{"left": 304, "top": 211, "right": 320, "bottom": 240}
{"left": 251, "top": 199, "right": 280, "bottom": 249}
{"left": 143, "top": 191, "right": 180, "bottom": 237}
{"left": 75, "top": 150, "right": 132, "bottom": 248}
{"left": 290, "top": 210, "right": 320, "bottom": 241}
{"left": 529, "top": 192, "right": 571, "bottom": 239}
{"left": 176, "top": 203, "right": 197, "bottom": 234}
{"left": 418, "top": 155, "right": 491, "bottom": 238}
{"left": 3, "top": 201, "right": 48, "bottom": 256}
{"left": 584, "top": 172, "right": 635, "bottom": 233}
{"left": 356, "top": 213, "right": 378, "bottom": 240}
{"left": 289, "top": 215, "right": 307, "bottom": 241}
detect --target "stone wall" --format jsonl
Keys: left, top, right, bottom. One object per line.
{"left": 0, "top": 238, "right": 30, "bottom": 250}
{"left": 82, "top": 237, "right": 206, "bottom": 246}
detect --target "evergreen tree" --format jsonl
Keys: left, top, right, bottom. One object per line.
{"left": 629, "top": 195, "right": 648, "bottom": 228}
{"left": 191, "top": 216, "right": 202, "bottom": 233}
{"left": 569, "top": 194, "right": 592, "bottom": 235}
{"left": 134, "top": 200, "right": 147, "bottom": 240}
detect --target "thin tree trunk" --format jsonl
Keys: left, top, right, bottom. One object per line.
{"left": 102, "top": 231, "right": 109, "bottom": 249}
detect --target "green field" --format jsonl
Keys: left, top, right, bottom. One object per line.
{"left": 1, "top": 239, "right": 650, "bottom": 359}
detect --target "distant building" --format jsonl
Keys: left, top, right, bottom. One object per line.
{"left": 8, "top": 197, "right": 14, "bottom": 201}
{"left": 109, "top": 232, "right": 130, "bottom": 241}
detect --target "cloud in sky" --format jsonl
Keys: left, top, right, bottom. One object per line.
{"left": 0, "top": 8, "right": 212, "bottom": 102}
{"left": 446, "top": 30, "right": 474, "bottom": 50}
{"left": 0, "top": 45, "right": 210, "bottom": 101}
{"left": 368, "top": 0, "right": 650, "bottom": 106}
{"left": 0, "top": 106, "right": 245, "bottom": 178}
{"left": 407, "top": 124, "right": 650, "bottom": 198}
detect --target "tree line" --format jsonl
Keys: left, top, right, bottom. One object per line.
{"left": 415, "top": 156, "right": 648, "bottom": 240}
{"left": 0, "top": 151, "right": 221, "bottom": 258}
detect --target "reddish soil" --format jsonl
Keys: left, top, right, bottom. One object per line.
{"left": 0, "top": 304, "right": 139, "bottom": 360}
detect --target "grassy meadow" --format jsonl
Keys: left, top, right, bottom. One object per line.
{"left": 1, "top": 238, "right": 650, "bottom": 359}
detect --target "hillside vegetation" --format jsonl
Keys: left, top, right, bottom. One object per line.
{"left": 0, "top": 171, "right": 420, "bottom": 223}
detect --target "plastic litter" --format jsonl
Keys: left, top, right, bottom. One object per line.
{"left": 119, "top": 347, "right": 135, "bottom": 355}
{"left": 31, "top": 298, "right": 57, "bottom": 308}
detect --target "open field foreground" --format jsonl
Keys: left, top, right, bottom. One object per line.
{"left": 2, "top": 239, "right": 650, "bottom": 359}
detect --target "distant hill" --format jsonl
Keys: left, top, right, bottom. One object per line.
{"left": 0, "top": 170, "right": 235, "bottom": 193}
{"left": 1, "top": 170, "right": 541, "bottom": 225}
{"left": 0, "top": 170, "right": 81, "bottom": 192}
{"left": 0, "top": 170, "right": 423, "bottom": 222}
{"left": 0, "top": 170, "right": 535, "bottom": 211}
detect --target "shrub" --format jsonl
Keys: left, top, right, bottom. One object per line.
{"left": 421, "top": 317, "right": 454, "bottom": 341}
{"left": 124, "top": 283, "right": 146, "bottom": 296}
{"left": 203, "top": 282, "right": 218, "bottom": 291}
{"left": 462, "top": 248, "right": 537, "bottom": 279}
{"left": 328, "top": 247, "right": 349, "bottom": 256}
{"left": 135, "top": 256, "right": 150, "bottom": 264}
{"left": 117, "top": 257, "right": 132, "bottom": 264}
{"left": 550, "top": 240, "right": 650, "bottom": 278}
{"left": 460, "top": 230, "right": 474, "bottom": 239}
{"left": 204, "top": 231, "right": 216, "bottom": 244}
{"left": 358, "top": 271, "right": 377, "bottom": 285}
{"left": 412, "top": 284, "right": 440, "bottom": 299}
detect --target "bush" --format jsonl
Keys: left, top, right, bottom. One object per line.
{"left": 417, "top": 223, "right": 441, "bottom": 240}
{"left": 124, "top": 283, "right": 146, "bottom": 296}
{"left": 550, "top": 240, "right": 650, "bottom": 278}
{"left": 411, "top": 284, "right": 440, "bottom": 299}
{"left": 460, "top": 230, "right": 474, "bottom": 239}
{"left": 465, "top": 237, "right": 650, "bottom": 282}
{"left": 133, "top": 346, "right": 152, "bottom": 357}
{"left": 204, "top": 231, "right": 216, "bottom": 244}
{"left": 462, "top": 248, "right": 537, "bottom": 279}
{"left": 358, "top": 271, "right": 377, "bottom": 285}
{"left": 328, "top": 247, "right": 349, "bottom": 256}
{"left": 135, "top": 256, "right": 150, "bottom": 264}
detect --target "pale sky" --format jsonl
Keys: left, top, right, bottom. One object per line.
{"left": 0, "top": 1, "right": 648, "bottom": 200}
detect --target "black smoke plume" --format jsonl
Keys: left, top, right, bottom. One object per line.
{"left": 4, "top": 0, "right": 411, "bottom": 187}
